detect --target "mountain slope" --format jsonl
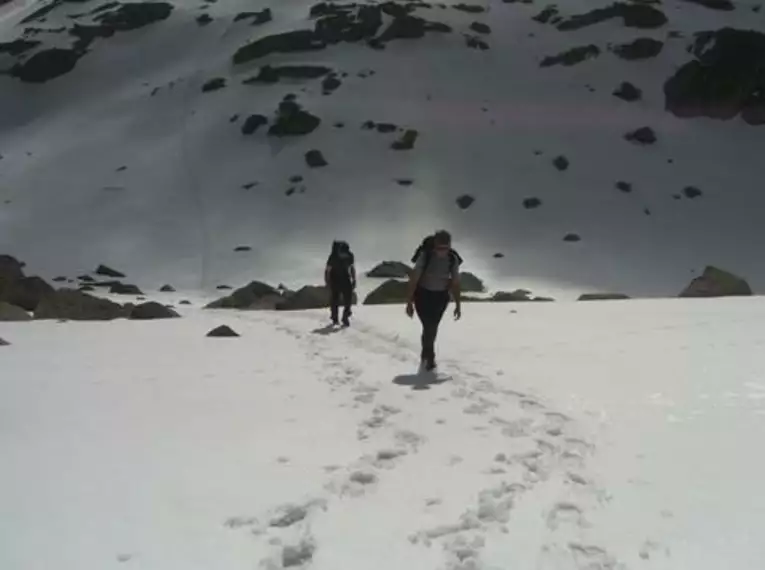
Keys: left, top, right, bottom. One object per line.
{"left": 0, "top": 0, "right": 764, "bottom": 296}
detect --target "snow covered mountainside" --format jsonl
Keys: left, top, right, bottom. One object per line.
{"left": 1, "top": 0, "right": 764, "bottom": 296}
{"left": 3, "top": 300, "right": 765, "bottom": 570}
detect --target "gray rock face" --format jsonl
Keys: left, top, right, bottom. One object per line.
{"left": 35, "top": 289, "right": 125, "bottom": 320}
{"left": 680, "top": 266, "right": 752, "bottom": 297}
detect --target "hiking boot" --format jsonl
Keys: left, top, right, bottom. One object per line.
{"left": 424, "top": 358, "right": 437, "bottom": 371}
{"left": 342, "top": 316, "right": 350, "bottom": 327}
{"left": 331, "top": 317, "right": 339, "bottom": 326}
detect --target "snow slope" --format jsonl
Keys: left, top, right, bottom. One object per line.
{"left": 1, "top": 0, "right": 764, "bottom": 297}
{"left": 2, "top": 299, "right": 764, "bottom": 569}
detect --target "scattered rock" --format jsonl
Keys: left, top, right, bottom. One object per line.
{"left": 470, "top": 22, "right": 491, "bottom": 34}
{"left": 683, "top": 185, "right": 703, "bottom": 199}
{"left": 160, "top": 284, "right": 176, "bottom": 292}
{"left": 396, "top": 179, "right": 414, "bottom": 186}
{"left": 376, "top": 123, "right": 398, "bottom": 133}
{"left": 616, "top": 180, "right": 633, "bottom": 192}
{"left": 206, "top": 281, "right": 281, "bottom": 309}
{"left": 116, "top": 166, "right": 127, "bottom": 172}
{"left": 334, "top": 122, "right": 345, "bottom": 128}
{"left": 556, "top": 3, "right": 667, "bottom": 31}
{"left": 129, "top": 302, "right": 180, "bottom": 319}
{"left": 553, "top": 155, "right": 569, "bottom": 170}
{"left": 367, "top": 261, "right": 412, "bottom": 278}
{"left": 454, "top": 3, "right": 486, "bottom": 13}
{"left": 490, "top": 289, "right": 542, "bottom": 302}
{"left": 624, "top": 126, "right": 657, "bottom": 144}
{"left": 541, "top": 44, "right": 600, "bottom": 67}
{"left": 578, "top": 293, "right": 631, "bottom": 301}
{"left": 0, "top": 337, "right": 8, "bottom": 346}
{"left": 245, "top": 64, "right": 332, "bottom": 83}
{"left": 0, "top": 39, "right": 41, "bottom": 56}
{"left": 533, "top": 6, "right": 560, "bottom": 23}
{"left": 110, "top": 283, "right": 143, "bottom": 295}
{"left": 241, "top": 114, "right": 268, "bottom": 135}
{"left": 233, "top": 30, "right": 326, "bottom": 65}
{"left": 207, "top": 325, "right": 240, "bottom": 337}
{"left": 10, "top": 48, "right": 82, "bottom": 83}
{"left": 289, "top": 175, "right": 304, "bottom": 183}
{"left": 680, "top": 266, "right": 752, "bottom": 297}
{"left": 493, "top": 252, "right": 505, "bottom": 258}
{"left": 563, "top": 233, "right": 581, "bottom": 242}
{"left": 613, "top": 81, "right": 642, "bottom": 101}
{"left": 0, "top": 301, "right": 31, "bottom": 321}
{"left": 664, "top": 29, "right": 765, "bottom": 125}
{"left": 282, "top": 540, "right": 315, "bottom": 568}
{"left": 456, "top": 194, "right": 475, "bottom": 209}
{"left": 364, "top": 279, "right": 409, "bottom": 304}
{"left": 96, "top": 265, "right": 126, "bottom": 278}
{"left": 234, "top": 8, "right": 272, "bottom": 24}
{"left": 233, "top": 246, "right": 252, "bottom": 253}
{"left": 466, "top": 35, "right": 490, "bottom": 50}
{"left": 268, "top": 101, "right": 321, "bottom": 136}
{"left": 523, "top": 197, "right": 542, "bottom": 209}
{"left": 180, "top": 300, "right": 192, "bottom": 305}
{"left": 612, "top": 37, "right": 664, "bottom": 59}
{"left": 35, "top": 289, "right": 125, "bottom": 320}
{"left": 683, "top": 0, "right": 734, "bottom": 10}
{"left": 79, "top": 285, "right": 95, "bottom": 292}
{"left": 196, "top": 13, "right": 212, "bottom": 26}
{"left": 391, "top": 129, "right": 419, "bottom": 150}
{"left": 53, "top": 276, "right": 67, "bottom": 282}
{"left": 460, "top": 272, "right": 485, "bottom": 292}
{"left": 305, "top": 149, "right": 328, "bottom": 167}
{"left": 229, "top": 114, "right": 239, "bottom": 123}
{"left": 201, "top": 77, "right": 226, "bottom": 92}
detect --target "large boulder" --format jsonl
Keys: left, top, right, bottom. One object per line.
{"left": 367, "top": 261, "right": 412, "bottom": 278}
{"left": 109, "top": 283, "right": 143, "bottom": 295}
{"left": 207, "top": 325, "right": 240, "bottom": 337}
{"left": 459, "top": 272, "right": 485, "bottom": 293}
{"left": 277, "top": 285, "right": 358, "bottom": 310}
{"left": 96, "top": 264, "right": 126, "bottom": 278}
{"left": 129, "top": 302, "right": 180, "bottom": 320}
{"left": 1, "top": 276, "right": 55, "bottom": 311}
{"left": 0, "top": 301, "right": 31, "bottom": 321}
{"left": 34, "top": 289, "right": 125, "bottom": 320}
{"left": 578, "top": 293, "right": 631, "bottom": 301}
{"left": 0, "top": 337, "right": 8, "bottom": 346}
{"left": 679, "top": 266, "right": 752, "bottom": 298}
{"left": 0, "top": 254, "right": 25, "bottom": 284}
{"left": 364, "top": 280, "right": 409, "bottom": 304}
{"left": 206, "top": 281, "right": 280, "bottom": 309}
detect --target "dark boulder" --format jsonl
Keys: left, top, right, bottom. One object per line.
{"left": 553, "top": 155, "right": 569, "bottom": 170}
{"left": 663, "top": 29, "right": 765, "bottom": 125}
{"left": 96, "top": 264, "right": 126, "bottom": 278}
{"left": 613, "top": 81, "right": 642, "bottom": 101}
{"left": 35, "top": 289, "right": 125, "bottom": 320}
{"left": 578, "top": 293, "right": 631, "bottom": 301}
{"left": 680, "top": 266, "right": 752, "bottom": 297}
{"left": 241, "top": 114, "right": 268, "bottom": 135}
{"left": 2, "top": 276, "right": 55, "bottom": 311}
{"left": 305, "top": 149, "right": 328, "bottom": 167}
{"left": 563, "top": 233, "right": 581, "bottom": 242}
{"left": 683, "top": 185, "right": 703, "bottom": 199}
{"left": 233, "top": 30, "right": 326, "bottom": 65}
{"left": 206, "top": 281, "right": 280, "bottom": 309}
{"left": 612, "top": 37, "right": 663, "bottom": 60}
{"left": 364, "top": 280, "right": 409, "bottom": 305}
{"left": 10, "top": 48, "right": 82, "bottom": 83}
{"left": 456, "top": 194, "right": 475, "bottom": 209}
{"left": 367, "top": 261, "right": 412, "bottom": 278}
{"left": 129, "top": 302, "right": 180, "bottom": 319}
{"left": 207, "top": 325, "right": 240, "bottom": 337}
{"left": 460, "top": 272, "right": 485, "bottom": 293}
{"left": 523, "top": 197, "right": 542, "bottom": 209}
{"left": 201, "top": 77, "right": 226, "bottom": 92}
{"left": 556, "top": 3, "right": 667, "bottom": 31}
{"left": 470, "top": 22, "right": 491, "bottom": 34}
{"left": 540, "top": 45, "right": 600, "bottom": 67}
{"left": 268, "top": 101, "right": 321, "bottom": 136}
{"left": 110, "top": 283, "right": 143, "bottom": 295}
{"left": 391, "top": 129, "right": 419, "bottom": 150}
{"left": 0, "top": 301, "right": 31, "bottom": 321}
{"left": 624, "top": 126, "right": 657, "bottom": 144}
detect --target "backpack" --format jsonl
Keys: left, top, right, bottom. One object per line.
{"left": 411, "top": 235, "right": 462, "bottom": 277}
{"left": 328, "top": 240, "right": 353, "bottom": 280}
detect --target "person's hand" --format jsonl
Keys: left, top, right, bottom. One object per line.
{"left": 453, "top": 305, "right": 462, "bottom": 321}
{"left": 406, "top": 302, "right": 414, "bottom": 318}
{"left": 351, "top": 280, "right": 357, "bottom": 290}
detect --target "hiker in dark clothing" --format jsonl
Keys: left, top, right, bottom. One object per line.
{"left": 405, "top": 230, "right": 462, "bottom": 371}
{"left": 325, "top": 240, "right": 356, "bottom": 326}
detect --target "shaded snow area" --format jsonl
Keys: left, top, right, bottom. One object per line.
{"left": 2, "top": 299, "right": 765, "bottom": 569}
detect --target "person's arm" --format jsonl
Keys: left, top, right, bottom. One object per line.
{"left": 406, "top": 255, "right": 424, "bottom": 305}
{"left": 451, "top": 263, "right": 462, "bottom": 318}
{"left": 350, "top": 264, "right": 357, "bottom": 287}
{"left": 325, "top": 255, "right": 332, "bottom": 286}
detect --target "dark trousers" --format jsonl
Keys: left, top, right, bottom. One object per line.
{"left": 414, "top": 287, "right": 450, "bottom": 361}
{"left": 330, "top": 281, "right": 352, "bottom": 322}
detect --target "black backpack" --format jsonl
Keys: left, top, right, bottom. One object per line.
{"left": 328, "top": 240, "right": 353, "bottom": 278}
{"left": 411, "top": 235, "right": 462, "bottom": 276}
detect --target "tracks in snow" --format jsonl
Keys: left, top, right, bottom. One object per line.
{"left": 224, "top": 310, "right": 634, "bottom": 569}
